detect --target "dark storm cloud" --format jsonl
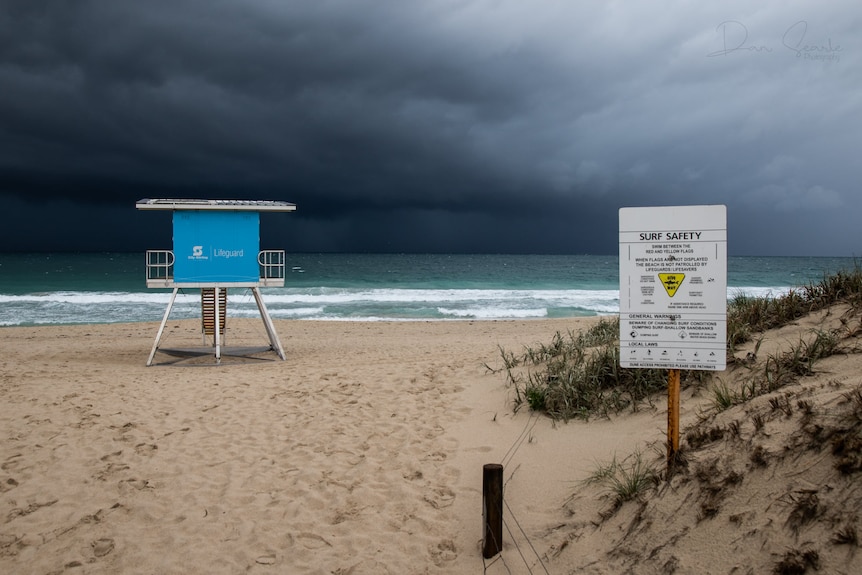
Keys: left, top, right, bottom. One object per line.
{"left": 1, "top": 1, "right": 860, "bottom": 254}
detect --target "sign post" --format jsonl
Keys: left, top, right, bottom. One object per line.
{"left": 667, "top": 368, "right": 680, "bottom": 466}
{"left": 619, "top": 205, "right": 727, "bottom": 469}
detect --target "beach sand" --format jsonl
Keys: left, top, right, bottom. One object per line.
{"left": 1, "top": 312, "right": 860, "bottom": 574}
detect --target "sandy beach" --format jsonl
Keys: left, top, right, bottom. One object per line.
{"left": 0, "top": 317, "right": 624, "bottom": 574}
{"left": 2, "top": 312, "right": 860, "bottom": 574}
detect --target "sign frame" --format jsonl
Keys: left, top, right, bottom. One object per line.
{"left": 619, "top": 205, "right": 727, "bottom": 371}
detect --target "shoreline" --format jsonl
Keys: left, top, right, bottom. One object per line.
{"left": 0, "top": 314, "right": 613, "bottom": 329}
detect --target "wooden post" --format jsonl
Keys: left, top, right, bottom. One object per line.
{"left": 482, "top": 463, "right": 504, "bottom": 559}
{"left": 667, "top": 368, "right": 681, "bottom": 469}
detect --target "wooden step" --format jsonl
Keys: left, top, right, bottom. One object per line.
{"left": 201, "top": 288, "right": 227, "bottom": 336}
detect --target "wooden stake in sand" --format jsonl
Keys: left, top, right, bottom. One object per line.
{"left": 482, "top": 463, "right": 504, "bottom": 559}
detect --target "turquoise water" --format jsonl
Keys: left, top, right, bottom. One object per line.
{"left": 0, "top": 253, "right": 857, "bottom": 326}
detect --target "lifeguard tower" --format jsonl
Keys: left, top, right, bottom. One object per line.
{"left": 137, "top": 198, "right": 296, "bottom": 366}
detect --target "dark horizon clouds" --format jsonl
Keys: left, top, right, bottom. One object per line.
{"left": 1, "top": 1, "right": 859, "bottom": 255}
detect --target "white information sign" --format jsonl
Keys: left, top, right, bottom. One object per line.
{"left": 619, "top": 205, "right": 727, "bottom": 370}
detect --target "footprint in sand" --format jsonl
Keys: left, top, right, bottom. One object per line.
{"left": 162, "top": 427, "right": 191, "bottom": 437}
{"left": 0, "top": 477, "right": 19, "bottom": 493}
{"left": 402, "top": 469, "right": 423, "bottom": 481}
{"left": 429, "top": 539, "right": 457, "bottom": 565}
{"left": 92, "top": 538, "right": 115, "bottom": 557}
{"left": 111, "top": 422, "right": 138, "bottom": 442}
{"left": 121, "top": 478, "right": 152, "bottom": 491}
{"left": 424, "top": 487, "right": 455, "bottom": 509}
{"left": 2, "top": 453, "right": 23, "bottom": 471}
{"left": 135, "top": 443, "right": 158, "bottom": 455}
{"left": 94, "top": 463, "right": 130, "bottom": 481}
{"left": 100, "top": 450, "right": 123, "bottom": 461}
{"left": 295, "top": 532, "right": 332, "bottom": 549}
{"left": 335, "top": 559, "right": 392, "bottom": 574}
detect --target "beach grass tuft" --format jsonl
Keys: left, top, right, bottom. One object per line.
{"left": 502, "top": 318, "right": 675, "bottom": 420}
{"left": 831, "top": 524, "right": 858, "bottom": 546}
{"left": 772, "top": 547, "right": 821, "bottom": 575}
{"left": 582, "top": 450, "right": 660, "bottom": 509}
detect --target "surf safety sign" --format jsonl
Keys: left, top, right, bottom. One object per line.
{"left": 619, "top": 205, "right": 727, "bottom": 371}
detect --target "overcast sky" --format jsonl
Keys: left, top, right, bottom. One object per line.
{"left": 1, "top": 1, "right": 859, "bottom": 255}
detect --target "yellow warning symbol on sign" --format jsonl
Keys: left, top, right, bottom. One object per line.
{"left": 659, "top": 273, "right": 685, "bottom": 297}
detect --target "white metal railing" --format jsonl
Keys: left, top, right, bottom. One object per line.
{"left": 258, "top": 250, "right": 285, "bottom": 286}
{"left": 146, "top": 250, "right": 175, "bottom": 282}
{"left": 145, "top": 250, "right": 286, "bottom": 287}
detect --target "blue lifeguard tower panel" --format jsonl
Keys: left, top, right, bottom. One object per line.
{"left": 136, "top": 198, "right": 296, "bottom": 365}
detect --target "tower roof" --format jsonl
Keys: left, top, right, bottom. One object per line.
{"left": 136, "top": 198, "right": 296, "bottom": 212}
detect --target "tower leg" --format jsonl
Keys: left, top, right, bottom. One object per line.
{"left": 214, "top": 287, "right": 222, "bottom": 364}
{"left": 147, "top": 287, "right": 179, "bottom": 366}
{"left": 252, "top": 287, "right": 285, "bottom": 360}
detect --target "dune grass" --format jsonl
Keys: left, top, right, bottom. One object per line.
{"left": 560, "top": 265, "right": 862, "bottom": 564}
{"left": 499, "top": 264, "right": 862, "bottom": 421}
{"left": 727, "top": 264, "right": 862, "bottom": 353}
{"left": 499, "top": 318, "right": 674, "bottom": 420}
{"left": 707, "top": 327, "right": 845, "bottom": 413}
{"left": 579, "top": 450, "right": 660, "bottom": 508}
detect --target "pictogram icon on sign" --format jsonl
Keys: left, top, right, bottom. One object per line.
{"left": 658, "top": 273, "right": 685, "bottom": 297}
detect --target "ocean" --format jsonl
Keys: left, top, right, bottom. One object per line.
{"left": 0, "top": 253, "right": 857, "bottom": 326}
